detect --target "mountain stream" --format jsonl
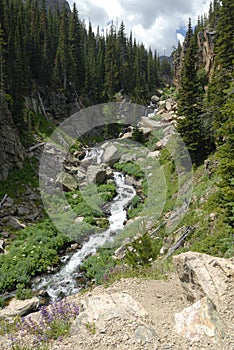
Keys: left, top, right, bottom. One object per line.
{"left": 32, "top": 149, "right": 136, "bottom": 300}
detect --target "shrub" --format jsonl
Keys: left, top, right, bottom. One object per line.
{"left": 114, "top": 162, "right": 144, "bottom": 179}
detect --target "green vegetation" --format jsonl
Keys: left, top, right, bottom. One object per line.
{"left": 7, "top": 299, "right": 79, "bottom": 349}
{"left": 79, "top": 248, "right": 116, "bottom": 285}
{"left": 85, "top": 322, "right": 96, "bottom": 335}
{"left": 114, "top": 161, "right": 144, "bottom": 179}
{"left": 0, "top": 220, "right": 71, "bottom": 294}
{"left": 0, "top": 158, "right": 39, "bottom": 200}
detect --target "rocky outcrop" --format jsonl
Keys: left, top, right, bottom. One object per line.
{"left": 0, "top": 192, "right": 42, "bottom": 232}
{"left": 173, "top": 29, "right": 215, "bottom": 89}
{"left": 173, "top": 252, "right": 234, "bottom": 306}
{"left": 0, "top": 93, "right": 25, "bottom": 180}
{"left": 44, "top": 90, "right": 80, "bottom": 120}
{"left": 197, "top": 29, "right": 215, "bottom": 78}
{"left": 175, "top": 297, "right": 225, "bottom": 342}
{"left": 173, "top": 252, "right": 234, "bottom": 344}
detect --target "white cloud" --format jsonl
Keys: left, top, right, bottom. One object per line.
{"left": 68, "top": 0, "right": 211, "bottom": 55}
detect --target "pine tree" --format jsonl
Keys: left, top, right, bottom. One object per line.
{"left": 117, "top": 21, "right": 129, "bottom": 93}
{"left": 53, "top": 5, "right": 70, "bottom": 89}
{"left": 69, "top": 3, "right": 85, "bottom": 92}
{"left": 177, "top": 18, "right": 212, "bottom": 165}
{"left": 217, "top": 80, "right": 234, "bottom": 228}
{"left": 206, "top": 0, "right": 234, "bottom": 136}
{"left": 104, "top": 25, "right": 119, "bottom": 100}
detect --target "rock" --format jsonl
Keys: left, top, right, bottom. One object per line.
{"left": 0, "top": 297, "right": 40, "bottom": 320}
{"left": 0, "top": 92, "right": 25, "bottom": 180}
{"left": 17, "top": 206, "right": 30, "bottom": 216}
{"left": 161, "top": 113, "right": 174, "bottom": 123}
{"left": 163, "top": 124, "right": 176, "bottom": 137}
{"left": 86, "top": 165, "right": 107, "bottom": 184}
{"left": 0, "top": 239, "right": 5, "bottom": 253}
{"left": 3, "top": 216, "right": 25, "bottom": 230}
{"left": 151, "top": 95, "right": 160, "bottom": 103}
{"left": 70, "top": 292, "right": 157, "bottom": 346}
{"left": 120, "top": 153, "right": 138, "bottom": 163}
{"left": 173, "top": 252, "right": 234, "bottom": 306}
{"left": 26, "top": 211, "right": 40, "bottom": 221}
{"left": 75, "top": 216, "right": 84, "bottom": 223}
{"left": 155, "top": 141, "right": 164, "bottom": 150}
{"left": 101, "top": 144, "right": 120, "bottom": 166}
{"left": 56, "top": 173, "right": 78, "bottom": 191}
{"left": 147, "top": 151, "right": 160, "bottom": 158}
{"left": 174, "top": 297, "right": 225, "bottom": 342}
{"left": 165, "top": 101, "right": 172, "bottom": 111}
{"left": 0, "top": 231, "right": 9, "bottom": 238}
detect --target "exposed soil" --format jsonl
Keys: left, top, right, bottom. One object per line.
{"left": 50, "top": 273, "right": 234, "bottom": 350}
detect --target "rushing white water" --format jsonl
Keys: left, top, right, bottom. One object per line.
{"left": 32, "top": 171, "right": 136, "bottom": 300}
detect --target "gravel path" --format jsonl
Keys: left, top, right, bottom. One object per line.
{"left": 51, "top": 273, "right": 234, "bottom": 350}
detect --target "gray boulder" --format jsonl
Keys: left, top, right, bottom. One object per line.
{"left": 86, "top": 165, "right": 107, "bottom": 184}
{"left": 0, "top": 297, "right": 40, "bottom": 321}
{"left": 101, "top": 144, "right": 120, "bottom": 166}
{"left": 56, "top": 173, "right": 78, "bottom": 191}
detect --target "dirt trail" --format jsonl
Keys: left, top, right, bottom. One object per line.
{"left": 51, "top": 273, "right": 233, "bottom": 350}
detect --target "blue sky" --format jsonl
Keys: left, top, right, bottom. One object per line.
{"left": 68, "top": 0, "right": 211, "bottom": 55}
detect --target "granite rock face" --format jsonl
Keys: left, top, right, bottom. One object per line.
{"left": 0, "top": 93, "right": 25, "bottom": 180}
{"left": 173, "top": 252, "right": 234, "bottom": 306}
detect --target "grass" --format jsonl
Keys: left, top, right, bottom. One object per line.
{"left": 0, "top": 157, "right": 39, "bottom": 200}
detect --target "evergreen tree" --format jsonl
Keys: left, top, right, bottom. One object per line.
{"left": 69, "top": 3, "right": 85, "bottom": 91}
{"left": 217, "top": 80, "right": 234, "bottom": 228}
{"left": 104, "top": 25, "right": 119, "bottom": 100}
{"left": 117, "top": 21, "right": 129, "bottom": 93}
{"left": 53, "top": 5, "right": 70, "bottom": 89}
{"left": 206, "top": 0, "right": 234, "bottom": 136}
{"left": 177, "top": 18, "right": 213, "bottom": 165}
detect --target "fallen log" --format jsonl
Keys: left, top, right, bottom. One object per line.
{"left": 164, "top": 225, "right": 195, "bottom": 260}
{"left": 27, "top": 142, "right": 45, "bottom": 152}
{"left": 0, "top": 194, "right": 8, "bottom": 208}
{"left": 38, "top": 92, "right": 49, "bottom": 121}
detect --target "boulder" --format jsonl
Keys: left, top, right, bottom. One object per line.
{"left": 17, "top": 206, "right": 30, "bottom": 216}
{"left": 86, "top": 165, "right": 107, "bottom": 184}
{"left": 147, "top": 151, "right": 160, "bottom": 158}
{"left": 0, "top": 297, "right": 40, "bottom": 320}
{"left": 175, "top": 297, "right": 225, "bottom": 342}
{"left": 2, "top": 216, "right": 25, "bottom": 230}
{"left": 56, "top": 172, "right": 78, "bottom": 191}
{"left": 151, "top": 95, "right": 160, "bottom": 103}
{"left": 173, "top": 252, "right": 234, "bottom": 306}
{"left": 70, "top": 292, "right": 157, "bottom": 347}
{"left": 101, "top": 144, "right": 120, "bottom": 166}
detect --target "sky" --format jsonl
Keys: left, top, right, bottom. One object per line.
{"left": 67, "top": 0, "right": 211, "bottom": 56}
